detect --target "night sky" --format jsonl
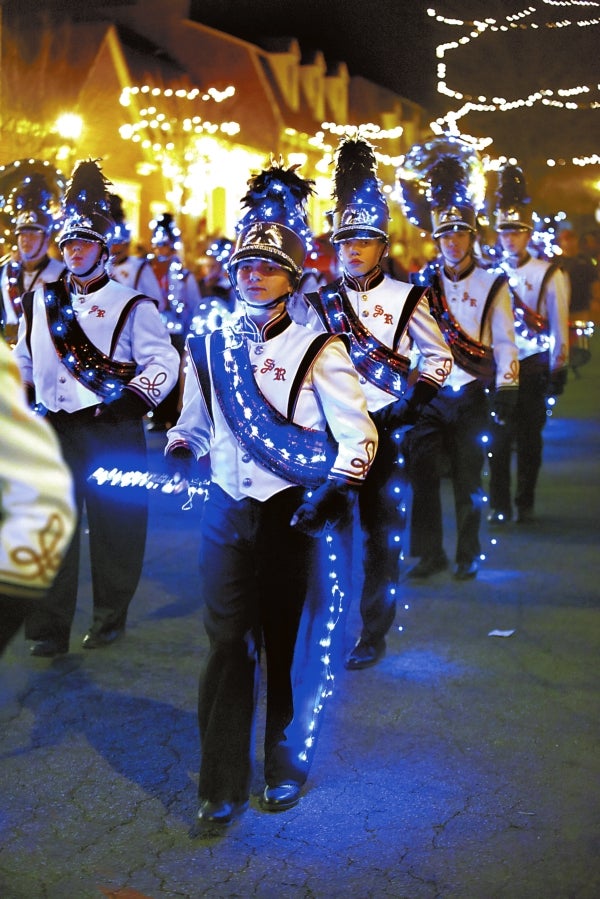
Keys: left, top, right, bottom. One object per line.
{"left": 189, "top": 0, "right": 436, "bottom": 105}
{"left": 189, "top": 0, "right": 599, "bottom": 168}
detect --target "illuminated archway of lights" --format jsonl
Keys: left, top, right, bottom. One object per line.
{"left": 427, "top": 3, "right": 600, "bottom": 168}
{"left": 118, "top": 83, "right": 240, "bottom": 215}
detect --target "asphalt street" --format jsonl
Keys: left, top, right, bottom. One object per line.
{"left": 1, "top": 336, "right": 599, "bottom": 899}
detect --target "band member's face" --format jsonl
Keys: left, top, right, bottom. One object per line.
{"left": 236, "top": 259, "right": 292, "bottom": 304}
{"left": 438, "top": 230, "right": 472, "bottom": 266}
{"left": 62, "top": 238, "right": 103, "bottom": 276}
{"left": 17, "top": 229, "right": 48, "bottom": 263}
{"left": 109, "top": 240, "right": 130, "bottom": 261}
{"left": 499, "top": 229, "right": 530, "bottom": 260}
{"left": 337, "top": 238, "right": 385, "bottom": 278}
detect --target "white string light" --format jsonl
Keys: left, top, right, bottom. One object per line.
{"left": 428, "top": 3, "right": 599, "bottom": 167}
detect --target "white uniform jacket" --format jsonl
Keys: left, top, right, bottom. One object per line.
{"left": 439, "top": 263, "right": 519, "bottom": 391}
{"left": 108, "top": 255, "right": 163, "bottom": 302}
{"left": 0, "top": 340, "right": 75, "bottom": 600}
{"left": 295, "top": 272, "right": 453, "bottom": 412}
{"left": 167, "top": 309, "right": 378, "bottom": 502}
{"left": 1, "top": 256, "right": 66, "bottom": 333}
{"left": 500, "top": 254, "right": 570, "bottom": 372}
{"left": 13, "top": 272, "right": 180, "bottom": 413}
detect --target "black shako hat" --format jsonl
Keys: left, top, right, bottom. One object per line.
{"left": 229, "top": 158, "right": 314, "bottom": 286}
{"left": 58, "top": 158, "right": 114, "bottom": 248}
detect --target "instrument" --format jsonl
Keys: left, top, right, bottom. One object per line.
{"left": 89, "top": 467, "right": 209, "bottom": 510}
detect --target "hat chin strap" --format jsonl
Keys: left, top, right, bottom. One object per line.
{"left": 243, "top": 292, "right": 290, "bottom": 311}
{"left": 73, "top": 245, "right": 107, "bottom": 280}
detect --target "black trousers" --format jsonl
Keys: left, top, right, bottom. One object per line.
{"left": 25, "top": 409, "right": 148, "bottom": 646}
{"left": 489, "top": 353, "right": 549, "bottom": 515}
{"left": 405, "top": 380, "right": 489, "bottom": 566}
{"left": 356, "top": 423, "right": 408, "bottom": 644}
{"left": 197, "top": 483, "right": 315, "bottom": 805}
{"left": 0, "top": 594, "right": 34, "bottom": 656}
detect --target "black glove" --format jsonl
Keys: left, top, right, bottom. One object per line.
{"left": 290, "top": 479, "right": 359, "bottom": 538}
{"left": 546, "top": 368, "right": 568, "bottom": 398}
{"left": 94, "top": 389, "right": 151, "bottom": 424}
{"left": 26, "top": 383, "right": 36, "bottom": 409}
{"left": 166, "top": 445, "right": 196, "bottom": 482}
{"left": 491, "top": 388, "right": 518, "bottom": 427}
{"left": 372, "top": 380, "right": 438, "bottom": 432}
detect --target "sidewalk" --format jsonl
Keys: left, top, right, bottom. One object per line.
{"left": 1, "top": 340, "right": 599, "bottom": 899}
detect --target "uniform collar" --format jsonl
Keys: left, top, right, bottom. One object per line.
{"left": 343, "top": 266, "right": 385, "bottom": 292}
{"left": 68, "top": 271, "right": 110, "bottom": 295}
{"left": 513, "top": 252, "right": 532, "bottom": 269}
{"left": 242, "top": 305, "right": 292, "bottom": 342}
{"left": 443, "top": 259, "right": 476, "bottom": 282}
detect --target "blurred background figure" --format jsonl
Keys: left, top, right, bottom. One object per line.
{"left": 556, "top": 228, "right": 599, "bottom": 319}
{"left": 0, "top": 160, "right": 66, "bottom": 345}
{"left": 488, "top": 163, "right": 570, "bottom": 526}
{"left": 0, "top": 338, "right": 75, "bottom": 655}
{"left": 193, "top": 235, "right": 238, "bottom": 333}
{"left": 299, "top": 233, "right": 339, "bottom": 293}
{"left": 107, "top": 194, "right": 162, "bottom": 301}
{"left": 147, "top": 213, "right": 202, "bottom": 430}
{"left": 402, "top": 143, "right": 518, "bottom": 579}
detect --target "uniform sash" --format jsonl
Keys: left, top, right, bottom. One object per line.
{"left": 305, "top": 278, "right": 420, "bottom": 398}
{"left": 42, "top": 279, "right": 138, "bottom": 399}
{"left": 428, "top": 270, "right": 497, "bottom": 385}
{"left": 188, "top": 326, "right": 337, "bottom": 489}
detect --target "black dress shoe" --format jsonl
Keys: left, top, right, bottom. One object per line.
{"left": 82, "top": 627, "right": 125, "bottom": 649}
{"left": 407, "top": 553, "right": 448, "bottom": 579}
{"left": 30, "top": 639, "right": 69, "bottom": 658}
{"left": 196, "top": 799, "right": 248, "bottom": 827}
{"left": 453, "top": 560, "right": 478, "bottom": 580}
{"left": 260, "top": 782, "right": 302, "bottom": 812}
{"left": 344, "top": 638, "right": 386, "bottom": 670}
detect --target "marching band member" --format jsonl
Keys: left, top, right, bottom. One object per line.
{"left": 166, "top": 160, "right": 377, "bottom": 829}
{"left": 404, "top": 150, "right": 519, "bottom": 580}
{"left": 295, "top": 136, "right": 452, "bottom": 670}
{"left": 0, "top": 162, "right": 66, "bottom": 345}
{"left": 0, "top": 338, "right": 75, "bottom": 654}
{"left": 488, "top": 164, "right": 570, "bottom": 524}
{"left": 107, "top": 193, "right": 162, "bottom": 301}
{"left": 12, "top": 159, "right": 179, "bottom": 657}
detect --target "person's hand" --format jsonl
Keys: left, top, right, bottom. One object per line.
{"left": 546, "top": 368, "right": 568, "bottom": 399}
{"left": 290, "top": 479, "right": 358, "bottom": 538}
{"left": 165, "top": 446, "right": 195, "bottom": 483}
{"left": 94, "top": 390, "right": 150, "bottom": 424}
{"left": 372, "top": 380, "right": 438, "bottom": 431}
{"left": 491, "top": 388, "right": 518, "bottom": 426}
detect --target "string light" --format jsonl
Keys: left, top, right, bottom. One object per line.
{"left": 428, "top": 3, "right": 600, "bottom": 164}
{"left": 299, "top": 533, "right": 344, "bottom": 763}
{"left": 118, "top": 82, "right": 240, "bottom": 216}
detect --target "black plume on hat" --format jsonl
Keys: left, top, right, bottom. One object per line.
{"left": 494, "top": 163, "right": 532, "bottom": 231}
{"left": 429, "top": 154, "right": 477, "bottom": 238}
{"left": 330, "top": 136, "right": 389, "bottom": 241}
{"left": 58, "top": 158, "right": 114, "bottom": 247}
{"left": 11, "top": 172, "right": 58, "bottom": 234}
{"left": 229, "top": 158, "right": 314, "bottom": 283}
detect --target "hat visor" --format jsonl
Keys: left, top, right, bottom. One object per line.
{"left": 432, "top": 222, "right": 475, "bottom": 239}
{"left": 229, "top": 244, "right": 301, "bottom": 275}
{"left": 58, "top": 226, "right": 107, "bottom": 248}
{"left": 332, "top": 225, "right": 388, "bottom": 243}
{"left": 496, "top": 223, "right": 533, "bottom": 232}
{"left": 15, "top": 224, "right": 48, "bottom": 235}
